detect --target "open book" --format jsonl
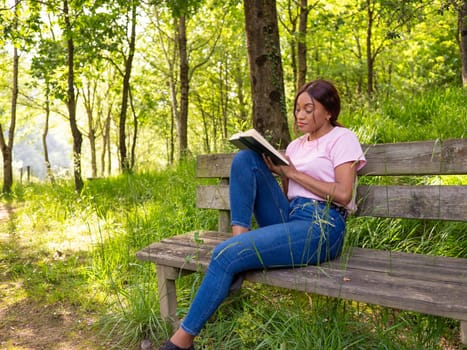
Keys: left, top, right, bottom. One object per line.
{"left": 229, "top": 129, "right": 289, "bottom": 165}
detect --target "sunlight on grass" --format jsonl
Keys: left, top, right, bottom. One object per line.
{"left": 1, "top": 89, "right": 465, "bottom": 349}
{"left": 0, "top": 281, "right": 28, "bottom": 307}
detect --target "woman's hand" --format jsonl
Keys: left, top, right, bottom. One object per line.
{"left": 262, "top": 154, "right": 294, "bottom": 178}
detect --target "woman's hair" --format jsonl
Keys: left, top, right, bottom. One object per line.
{"left": 293, "top": 79, "right": 342, "bottom": 127}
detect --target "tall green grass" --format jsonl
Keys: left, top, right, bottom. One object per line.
{"left": 2, "top": 87, "right": 465, "bottom": 349}
{"left": 340, "top": 87, "right": 466, "bottom": 143}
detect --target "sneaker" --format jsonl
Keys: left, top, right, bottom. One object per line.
{"left": 159, "top": 339, "right": 195, "bottom": 350}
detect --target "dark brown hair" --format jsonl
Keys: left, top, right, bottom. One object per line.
{"left": 294, "top": 79, "right": 342, "bottom": 127}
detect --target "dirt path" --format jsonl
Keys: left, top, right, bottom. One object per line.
{"left": 0, "top": 296, "right": 100, "bottom": 350}
{"left": 0, "top": 205, "right": 105, "bottom": 350}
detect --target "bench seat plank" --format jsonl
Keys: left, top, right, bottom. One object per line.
{"left": 140, "top": 231, "right": 467, "bottom": 285}
{"left": 136, "top": 231, "right": 467, "bottom": 321}
{"left": 247, "top": 263, "right": 467, "bottom": 320}
{"left": 336, "top": 250, "right": 467, "bottom": 284}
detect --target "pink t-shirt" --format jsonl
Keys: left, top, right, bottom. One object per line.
{"left": 285, "top": 127, "right": 366, "bottom": 212}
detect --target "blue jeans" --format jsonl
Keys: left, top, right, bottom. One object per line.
{"left": 180, "top": 150, "right": 346, "bottom": 335}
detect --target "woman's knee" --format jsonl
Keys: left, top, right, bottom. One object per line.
{"left": 231, "top": 149, "right": 260, "bottom": 169}
{"left": 210, "top": 239, "right": 245, "bottom": 271}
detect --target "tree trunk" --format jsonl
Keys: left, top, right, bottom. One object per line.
{"left": 353, "top": 34, "right": 364, "bottom": 94}
{"left": 178, "top": 15, "right": 189, "bottom": 159}
{"left": 129, "top": 89, "right": 138, "bottom": 169}
{"left": 243, "top": 0, "right": 290, "bottom": 148}
{"left": 366, "top": 0, "right": 374, "bottom": 96}
{"left": 297, "top": 0, "right": 308, "bottom": 91}
{"left": 63, "top": 0, "right": 83, "bottom": 192}
{"left": 235, "top": 73, "right": 248, "bottom": 123}
{"left": 101, "top": 106, "right": 112, "bottom": 177}
{"left": 119, "top": 1, "right": 137, "bottom": 172}
{"left": 1, "top": 48, "right": 18, "bottom": 194}
{"left": 42, "top": 83, "right": 54, "bottom": 182}
{"left": 82, "top": 83, "right": 98, "bottom": 178}
{"left": 460, "top": 0, "right": 467, "bottom": 87}
{"left": 87, "top": 110, "right": 97, "bottom": 178}
{"left": 168, "top": 72, "right": 177, "bottom": 164}
{"left": 0, "top": 1, "right": 19, "bottom": 194}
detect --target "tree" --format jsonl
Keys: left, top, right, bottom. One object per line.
{"left": 62, "top": 0, "right": 83, "bottom": 192}
{"left": 0, "top": 0, "right": 23, "bottom": 193}
{"left": 42, "top": 81, "right": 54, "bottom": 182}
{"left": 460, "top": 0, "right": 467, "bottom": 86}
{"left": 81, "top": 72, "right": 101, "bottom": 178}
{"left": 243, "top": 0, "right": 291, "bottom": 148}
{"left": 118, "top": 0, "right": 138, "bottom": 172}
{"left": 177, "top": 14, "right": 189, "bottom": 158}
{"left": 31, "top": 35, "right": 65, "bottom": 183}
{"left": 0, "top": 14, "right": 18, "bottom": 194}
{"left": 169, "top": 0, "right": 207, "bottom": 160}
{"left": 278, "top": 0, "right": 314, "bottom": 91}
{"left": 146, "top": 7, "right": 178, "bottom": 163}
{"left": 297, "top": 0, "right": 310, "bottom": 90}
{"left": 149, "top": 0, "right": 224, "bottom": 161}
{"left": 359, "top": 0, "right": 429, "bottom": 95}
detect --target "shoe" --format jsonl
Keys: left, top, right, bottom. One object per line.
{"left": 229, "top": 272, "right": 245, "bottom": 292}
{"left": 159, "top": 339, "right": 195, "bottom": 350}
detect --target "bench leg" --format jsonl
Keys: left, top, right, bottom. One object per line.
{"left": 157, "top": 265, "right": 180, "bottom": 329}
{"left": 461, "top": 321, "right": 467, "bottom": 348}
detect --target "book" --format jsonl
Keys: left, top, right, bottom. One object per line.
{"left": 229, "top": 129, "right": 289, "bottom": 165}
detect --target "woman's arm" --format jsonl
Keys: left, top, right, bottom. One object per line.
{"left": 286, "top": 162, "right": 357, "bottom": 206}
{"left": 264, "top": 155, "right": 357, "bottom": 207}
{"left": 280, "top": 176, "right": 288, "bottom": 195}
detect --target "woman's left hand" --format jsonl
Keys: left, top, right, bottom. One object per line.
{"left": 262, "top": 154, "right": 294, "bottom": 178}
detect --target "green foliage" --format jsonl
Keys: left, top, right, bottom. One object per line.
{"left": 340, "top": 87, "right": 466, "bottom": 143}
{"left": 0, "top": 160, "right": 209, "bottom": 346}
{"left": 1, "top": 0, "right": 465, "bottom": 341}
{"left": 346, "top": 217, "right": 467, "bottom": 258}
{"left": 78, "top": 160, "right": 217, "bottom": 347}
{"left": 0, "top": 73, "right": 465, "bottom": 349}
{"left": 0, "top": 0, "right": 463, "bottom": 176}
{"left": 193, "top": 286, "right": 456, "bottom": 349}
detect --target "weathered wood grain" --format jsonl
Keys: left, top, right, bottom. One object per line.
{"left": 136, "top": 231, "right": 467, "bottom": 321}
{"left": 196, "top": 138, "right": 467, "bottom": 177}
{"left": 356, "top": 185, "right": 467, "bottom": 220}
{"left": 360, "top": 139, "right": 467, "bottom": 175}
{"left": 197, "top": 184, "right": 467, "bottom": 221}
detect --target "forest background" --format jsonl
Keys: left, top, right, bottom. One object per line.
{"left": 0, "top": 0, "right": 465, "bottom": 190}
{"left": 0, "top": 0, "right": 466, "bottom": 349}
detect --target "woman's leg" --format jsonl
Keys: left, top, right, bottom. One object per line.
{"left": 229, "top": 150, "right": 289, "bottom": 289}
{"left": 179, "top": 202, "right": 346, "bottom": 337}
{"left": 229, "top": 150, "right": 289, "bottom": 229}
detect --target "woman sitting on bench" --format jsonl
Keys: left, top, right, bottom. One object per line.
{"left": 160, "top": 79, "right": 367, "bottom": 350}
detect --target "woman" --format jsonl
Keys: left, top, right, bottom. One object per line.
{"left": 160, "top": 79, "right": 366, "bottom": 350}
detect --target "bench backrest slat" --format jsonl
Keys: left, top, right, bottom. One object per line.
{"left": 196, "top": 138, "right": 466, "bottom": 224}
{"left": 197, "top": 139, "right": 467, "bottom": 178}
{"left": 360, "top": 139, "right": 466, "bottom": 176}
{"left": 197, "top": 185, "right": 467, "bottom": 221}
{"left": 356, "top": 185, "right": 467, "bottom": 220}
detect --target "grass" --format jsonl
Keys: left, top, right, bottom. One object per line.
{"left": 1, "top": 87, "right": 466, "bottom": 349}
{"left": 340, "top": 87, "right": 466, "bottom": 143}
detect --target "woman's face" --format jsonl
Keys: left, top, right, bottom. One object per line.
{"left": 294, "top": 92, "right": 332, "bottom": 138}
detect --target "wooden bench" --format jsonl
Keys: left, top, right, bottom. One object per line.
{"left": 136, "top": 138, "right": 467, "bottom": 345}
